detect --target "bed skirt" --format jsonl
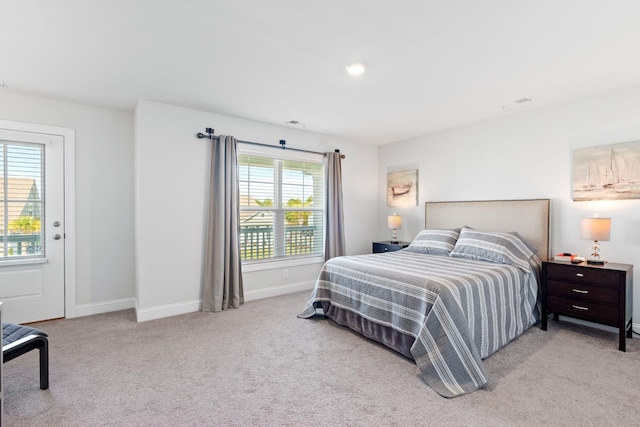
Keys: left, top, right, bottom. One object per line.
{"left": 320, "top": 302, "right": 416, "bottom": 360}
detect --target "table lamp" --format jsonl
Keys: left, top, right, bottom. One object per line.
{"left": 387, "top": 214, "right": 402, "bottom": 244}
{"left": 580, "top": 217, "right": 611, "bottom": 265}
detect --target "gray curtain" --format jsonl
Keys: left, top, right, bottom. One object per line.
{"left": 324, "top": 151, "right": 346, "bottom": 259}
{"left": 202, "top": 135, "right": 244, "bottom": 312}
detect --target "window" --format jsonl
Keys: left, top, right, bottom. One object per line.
{"left": 0, "top": 141, "right": 44, "bottom": 260}
{"left": 239, "top": 152, "right": 324, "bottom": 262}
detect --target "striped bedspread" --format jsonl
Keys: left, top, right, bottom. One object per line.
{"left": 298, "top": 250, "right": 541, "bottom": 397}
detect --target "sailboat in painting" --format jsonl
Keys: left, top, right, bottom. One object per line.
{"left": 391, "top": 182, "right": 412, "bottom": 197}
{"left": 580, "top": 160, "right": 600, "bottom": 191}
{"left": 602, "top": 148, "right": 639, "bottom": 192}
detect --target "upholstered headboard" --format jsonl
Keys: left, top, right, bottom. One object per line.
{"left": 425, "top": 199, "right": 550, "bottom": 261}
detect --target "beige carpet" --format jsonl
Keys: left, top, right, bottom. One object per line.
{"left": 4, "top": 291, "right": 640, "bottom": 426}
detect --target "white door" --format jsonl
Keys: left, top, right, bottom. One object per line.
{"left": 0, "top": 127, "right": 65, "bottom": 324}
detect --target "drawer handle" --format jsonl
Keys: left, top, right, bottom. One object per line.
{"left": 576, "top": 273, "right": 584, "bottom": 277}
{"left": 572, "top": 288, "right": 589, "bottom": 294}
{"left": 572, "top": 305, "right": 589, "bottom": 311}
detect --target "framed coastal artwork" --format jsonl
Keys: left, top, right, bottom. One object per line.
{"left": 387, "top": 169, "right": 418, "bottom": 207}
{"left": 572, "top": 140, "right": 640, "bottom": 201}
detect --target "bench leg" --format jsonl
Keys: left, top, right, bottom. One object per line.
{"left": 39, "top": 340, "right": 49, "bottom": 390}
{"left": 3, "top": 329, "right": 49, "bottom": 390}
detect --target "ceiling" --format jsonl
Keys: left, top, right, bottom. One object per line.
{"left": 2, "top": 1, "right": 640, "bottom": 145}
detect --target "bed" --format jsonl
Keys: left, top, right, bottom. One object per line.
{"left": 298, "top": 199, "right": 550, "bottom": 397}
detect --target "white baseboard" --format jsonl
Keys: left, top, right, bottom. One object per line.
{"left": 72, "top": 282, "right": 316, "bottom": 322}
{"left": 244, "top": 281, "right": 315, "bottom": 302}
{"left": 134, "top": 281, "right": 315, "bottom": 322}
{"left": 69, "top": 297, "right": 136, "bottom": 319}
{"left": 135, "top": 299, "right": 202, "bottom": 322}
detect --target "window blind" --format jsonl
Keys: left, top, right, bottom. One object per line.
{"left": 238, "top": 153, "right": 324, "bottom": 261}
{"left": 0, "top": 141, "right": 45, "bottom": 260}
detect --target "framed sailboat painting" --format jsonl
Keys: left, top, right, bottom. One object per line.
{"left": 387, "top": 169, "right": 418, "bottom": 207}
{"left": 572, "top": 140, "right": 640, "bottom": 201}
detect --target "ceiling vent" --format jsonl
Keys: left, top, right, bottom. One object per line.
{"left": 501, "top": 97, "right": 532, "bottom": 111}
{"left": 285, "top": 120, "right": 307, "bottom": 128}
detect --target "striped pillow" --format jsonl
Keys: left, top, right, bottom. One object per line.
{"left": 405, "top": 228, "right": 460, "bottom": 256}
{"left": 449, "top": 227, "right": 537, "bottom": 272}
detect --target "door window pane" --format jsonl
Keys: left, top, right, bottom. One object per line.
{"left": 0, "top": 142, "right": 45, "bottom": 260}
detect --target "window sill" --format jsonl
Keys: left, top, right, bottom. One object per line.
{"left": 242, "top": 256, "right": 324, "bottom": 272}
{"left": 0, "top": 258, "right": 47, "bottom": 268}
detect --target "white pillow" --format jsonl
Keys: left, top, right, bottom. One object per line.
{"left": 405, "top": 228, "right": 460, "bottom": 256}
{"left": 449, "top": 227, "right": 537, "bottom": 272}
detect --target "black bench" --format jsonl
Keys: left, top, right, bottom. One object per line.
{"left": 2, "top": 323, "right": 49, "bottom": 390}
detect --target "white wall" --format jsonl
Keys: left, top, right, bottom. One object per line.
{"left": 0, "top": 92, "right": 377, "bottom": 322}
{"left": 4, "top": 85, "right": 638, "bottom": 326}
{"left": 0, "top": 91, "right": 135, "bottom": 316}
{"left": 377, "top": 84, "right": 640, "bottom": 329}
{"left": 134, "top": 100, "right": 378, "bottom": 321}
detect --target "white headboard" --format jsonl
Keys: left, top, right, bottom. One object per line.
{"left": 425, "top": 199, "right": 550, "bottom": 261}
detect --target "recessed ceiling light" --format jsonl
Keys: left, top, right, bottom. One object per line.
{"left": 345, "top": 62, "right": 367, "bottom": 76}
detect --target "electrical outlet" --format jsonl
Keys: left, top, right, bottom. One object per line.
{"left": 283, "top": 269, "right": 289, "bottom": 279}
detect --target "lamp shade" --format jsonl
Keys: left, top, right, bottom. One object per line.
{"left": 580, "top": 217, "right": 611, "bottom": 241}
{"left": 387, "top": 214, "right": 402, "bottom": 230}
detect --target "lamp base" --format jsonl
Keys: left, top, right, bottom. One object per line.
{"left": 587, "top": 259, "right": 606, "bottom": 265}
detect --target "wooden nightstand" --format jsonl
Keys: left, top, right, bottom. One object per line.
{"left": 372, "top": 241, "right": 410, "bottom": 253}
{"left": 541, "top": 260, "right": 633, "bottom": 351}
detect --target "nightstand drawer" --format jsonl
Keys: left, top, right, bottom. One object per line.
{"left": 547, "top": 295, "right": 618, "bottom": 324}
{"left": 372, "top": 241, "right": 409, "bottom": 253}
{"left": 546, "top": 264, "right": 618, "bottom": 287}
{"left": 546, "top": 280, "right": 618, "bottom": 305}
{"left": 373, "top": 243, "right": 395, "bottom": 253}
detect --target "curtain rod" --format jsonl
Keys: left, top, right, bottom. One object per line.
{"left": 196, "top": 127, "right": 345, "bottom": 159}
